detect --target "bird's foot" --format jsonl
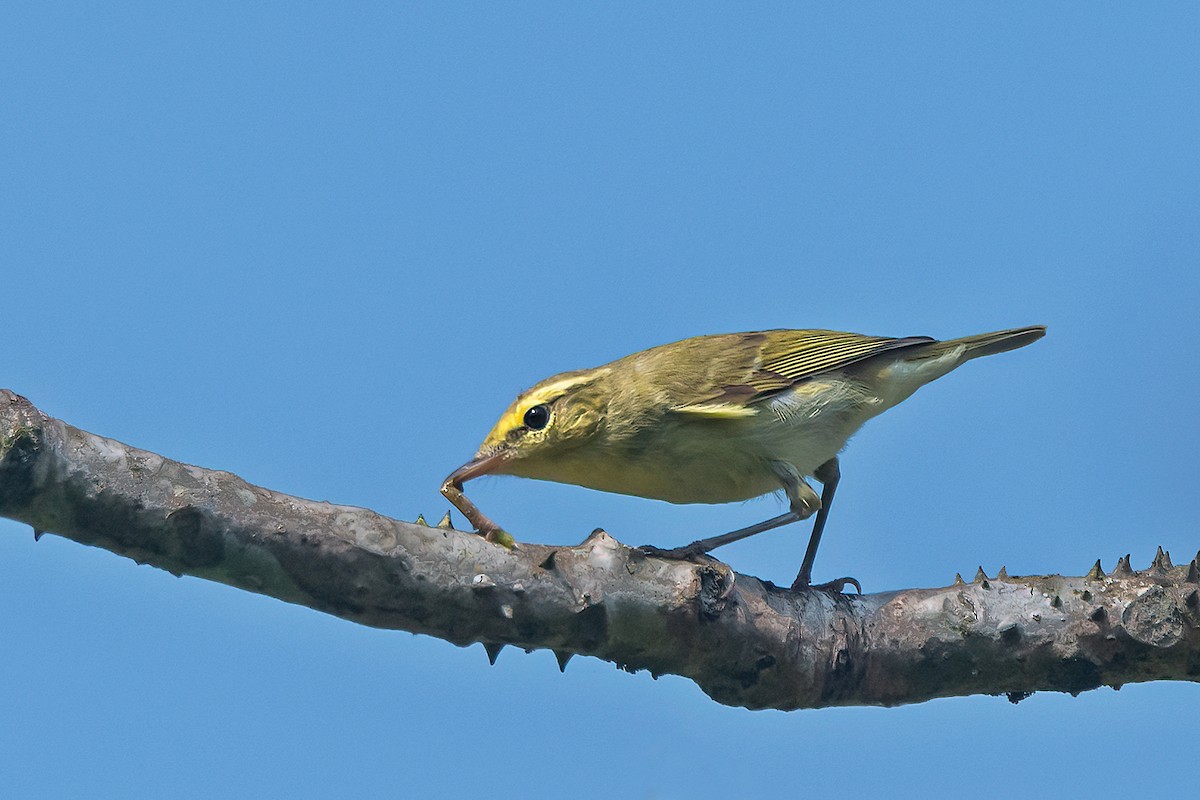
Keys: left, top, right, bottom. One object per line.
{"left": 636, "top": 543, "right": 719, "bottom": 565}
{"left": 790, "top": 575, "right": 862, "bottom": 594}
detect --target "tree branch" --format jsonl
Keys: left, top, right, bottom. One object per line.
{"left": 1, "top": 390, "right": 1196, "bottom": 710}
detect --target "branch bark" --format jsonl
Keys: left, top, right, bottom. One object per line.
{"left": 1, "top": 390, "right": 1197, "bottom": 710}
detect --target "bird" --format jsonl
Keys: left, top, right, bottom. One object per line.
{"left": 442, "top": 325, "right": 1045, "bottom": 591}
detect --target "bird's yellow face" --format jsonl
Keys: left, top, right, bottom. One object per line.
{"left": 474, "top": 369, "right": 610, "bottom": 471}
{"left": 439, "top": 366, "right": 613, "bottom": 542}
{"left": 442, "top": 367, "right": 611, "bottom": 506}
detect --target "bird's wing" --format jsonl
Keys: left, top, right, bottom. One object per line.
{"left": 755, "top": 330, "right": 935, "bottom": 385}
{"left": 672, "top": 330, "right": 934, "bottom": 417}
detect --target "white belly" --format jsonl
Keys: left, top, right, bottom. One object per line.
{"left": 608, "top": 377, "right": 885, "bottom": 504}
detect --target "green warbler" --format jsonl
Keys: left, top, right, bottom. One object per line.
{"left": 442, "top": 325, "right": 1045, "bottom": 591}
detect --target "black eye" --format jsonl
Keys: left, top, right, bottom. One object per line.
{"left": 523, "top": 404, "right": 550, "bottom": 431}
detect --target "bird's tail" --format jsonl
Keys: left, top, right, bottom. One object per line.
{"left": 866, "top": 325, "right": 1045, "bottom": 404}
{"left": 933, "top": 325, "right": 1047, "bottom": 362}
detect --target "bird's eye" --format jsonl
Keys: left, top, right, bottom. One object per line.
{"left": 523, "top": 404, "right": 550, "bottom": 431}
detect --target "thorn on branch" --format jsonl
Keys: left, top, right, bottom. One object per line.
{"left": 1152, "top": 546, "right": 1172, "bottom": 572}
{"left": 554, "top": 650, "right": 573, "bottom": 672}
{"left": 1085, "top": 560, "right": 1105, "bottom": 580}
{"left": 437, "top": 511, "right": 454, "bottom": 529}
{"left": 483, "top": 642, "right": 505, "bottom": 666}
{"left": 32, "top": 528, "right": 44, "bottom": 542}
{"left": 1114, "top": 554, "right": 1133, "bottom": 577}
{"left": 414, "top": 514, "right": 427, "bottom": 526}
{"left": 580, "top": 528, "right": 609, "bottom": 547}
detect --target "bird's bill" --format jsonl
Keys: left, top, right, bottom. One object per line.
{"left": 442, "top": 449, "right": 511, "bottom": 487}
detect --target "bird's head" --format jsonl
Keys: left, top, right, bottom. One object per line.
{"left": 443, "top": 367, "right": 612, "bottom": 489}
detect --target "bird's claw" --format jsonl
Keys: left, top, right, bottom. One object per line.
{"left": 636, "top": 544, "right": 719, "bottom": 564}
{"left": 791, "top": 575, "right": 862, "bottom": 594}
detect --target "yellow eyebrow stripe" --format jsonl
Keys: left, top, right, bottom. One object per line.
{"left": 523, "top": 372, "right": 606, "bottom": 405}
{"left": 480, "top": 368, "right": 612, "bottom": 450}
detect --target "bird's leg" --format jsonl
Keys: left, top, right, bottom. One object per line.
{"left": 789, "top": 457, "right": 860, "bottom": 593}
{"left": 636, "top": 512, "right": 801, "bottom": 561}
{"left": 637, "top": 469, "right": 821, "bottom": 561}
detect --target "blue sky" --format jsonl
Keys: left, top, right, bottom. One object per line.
{"left": 2, "top": 3, "right": 1197, "bottom": 797}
